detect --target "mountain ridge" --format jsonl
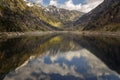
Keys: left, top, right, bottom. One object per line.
{"left": 0, "top": 0, "right": 119, "bottom": 32}
{"left": 0, "top": 0, "right": 83, "bottom": 32}
{"left": 44, "top": 5, "right": 84, "bottom": 25}
{"left": 73, "top": 0, "right": 120, "bottom": 31}
{"left": 0, "top": 0, "right": 59, "bottom": 31}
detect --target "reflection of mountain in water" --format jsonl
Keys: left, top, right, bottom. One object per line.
{"left": 0, "top": 34, "right": 80, "bottom": 78}
{"left": 5, "top": 49, "right": 120, "bottom": 80}
{"left": 73, "top": 36, "right": 120, "bottom": 74}
{"left": 0, "top": 34, "right": 120, "bottom": 80}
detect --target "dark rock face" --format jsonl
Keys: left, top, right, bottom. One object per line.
{"left": 74, "top": 0, "right": 120, "bottom": 31}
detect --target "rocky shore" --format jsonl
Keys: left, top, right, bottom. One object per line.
{"left": 0, "top": 31, "right": 120, "bottom": 38}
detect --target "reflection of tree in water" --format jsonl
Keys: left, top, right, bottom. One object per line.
{"left": 0, "top": 34, "right": 120, "bottom": 79}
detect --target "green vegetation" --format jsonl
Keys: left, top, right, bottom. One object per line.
{"left": 0, "top": 0, "right": 84, "bottom": 32}
{"left": 0, "top": 0, "right": 62, "bottom": 32}
{"left": 45, "top": 6, "right": 83, "bottom": 27}
{"left": 73, "top": 0, "right": 120, "bottom": 32}
{"left": 0, "top": 34, "right": 77, "bottom": 74}
{"left": 83, "top": 0, "right": 120, "bottom": 31}
{"left": 0, "top": 34, "right": 120, "bottom": 75}
{"left": 29, "top": 5, "right": 63, "bottom": 28}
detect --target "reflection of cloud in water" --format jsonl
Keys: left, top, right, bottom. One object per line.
{"left": 4, "top": 49, "right": 120, "bottom": 80}
{"left": 50, "top": 50, "right": 81, "bottom": 62}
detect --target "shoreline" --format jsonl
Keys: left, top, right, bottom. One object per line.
{"left": 0, "top": 31, "right": 120, "bottom": 38}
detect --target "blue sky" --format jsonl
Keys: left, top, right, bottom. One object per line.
{"left": 73, "top": 0, "right": 85, "bottom": 5}
{"left": 43, "top": 0, "right": 85, "bottom": 5}
{"left": 27, "top": 0, "right": 104, "bottom": 13}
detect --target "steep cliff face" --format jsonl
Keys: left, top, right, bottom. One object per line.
{"left": 74, "top": 0, "right": 120, "bottom": 31}
{"left": 0, "top": 0, "right": 61, "bottom": 32}
{"left": 0, "top": 0, "right": 83, "bottom": 32}
{"left": 44, "top": 5, "right": 83, "bottom": 25}
{"left": 25, "top": 0, "right": 83, "bottom": 25}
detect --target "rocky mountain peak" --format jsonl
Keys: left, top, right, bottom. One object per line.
{"left": 73, "top": 0, "right": 120, "bottom": 31}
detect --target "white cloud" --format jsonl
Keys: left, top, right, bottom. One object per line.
{"left": 50, "top": 50, "right": 81, "bottom": 62}
{"left": 48, "top": 0, "right": 104, "bottom": 13}
{"left": 26, "top": 0, "right": 104, "bottom": 13}
{"left": 49, "top": 0, "right": 57, "bottom": 6}
{"left": 25, "top": 0, "right": 43, "bottom": 5}
{"left": 62, "top": 0, "right": 82, "bottom": 11}
{"left": 4, "top": 49, "right": 120, "bottom": 80}
{"left": 80, "top": 0, "right": 104, "bottom": 12}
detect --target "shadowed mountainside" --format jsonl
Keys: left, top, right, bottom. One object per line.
{"left": 72, "top": 35, "right": 120, "bottom": 73}
{"left": 0, "top": 34, "right": 79, "bottom": 79}
{"left": 0, "top": 0, "right": 83, "bottom": 32}
{"left": 73, "top": 0, "right": 120, "bottom": 31}
{"left": 0, "top": 0, "right": 62, "bottom": 31}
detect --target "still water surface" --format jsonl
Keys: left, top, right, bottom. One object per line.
{"left": 0, "top": 34, "right": 120, "bottom": 80}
